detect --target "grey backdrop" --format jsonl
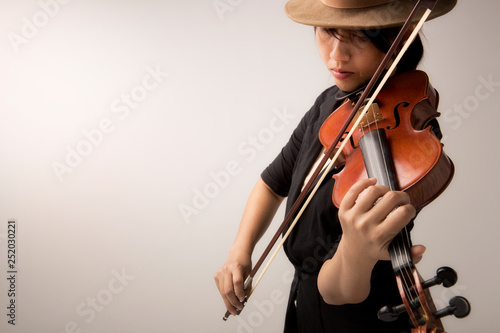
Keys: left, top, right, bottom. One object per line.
{"left": 0, "top": 0, "right": 498, "bottom": 332}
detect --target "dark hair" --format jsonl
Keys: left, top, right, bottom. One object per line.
{"left": 362, "top": 27, "right": 424, "bottom": 74}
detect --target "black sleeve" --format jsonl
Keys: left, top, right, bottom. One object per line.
{"left": 261, "top": 87, "right": 338, "bottom": 197}
{"left": 260, "top": 109, "right": 311, "bottom": 197}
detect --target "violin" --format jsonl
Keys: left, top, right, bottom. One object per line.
{"left": 222, "top": 1, "right": 471, "bottom": 331}
{"left": 319, "top": 69, "right": 471, "bottom": 332}
{"left": 319, "top": 70, "right": 453, "bottom": 211}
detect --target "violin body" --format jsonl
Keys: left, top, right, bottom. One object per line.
{"left": 319, "top": 70, "right": 454, "bottom": 210}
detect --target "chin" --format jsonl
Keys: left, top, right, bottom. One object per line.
{"left": 335, "top": 83, "right": 355, "bottom": 92}
{"left": 332, "top": 79, "right": 355, "bottom": 92}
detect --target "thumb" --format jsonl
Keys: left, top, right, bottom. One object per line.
{"left": 410, "top": 244, "right": 426, "bottom": 264}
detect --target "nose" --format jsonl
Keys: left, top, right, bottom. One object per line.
{"left": 330, "top": 38, "right": 350, "bottom": 62}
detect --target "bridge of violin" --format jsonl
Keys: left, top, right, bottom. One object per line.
{"left": 353, "top": 101, "right": 384, "bottom": 130}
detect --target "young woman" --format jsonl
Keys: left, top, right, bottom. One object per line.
{"left": 215, "top": 1, "right": 457, "bottom": 332}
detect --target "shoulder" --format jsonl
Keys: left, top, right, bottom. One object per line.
{"left": 310, "top": 85, "right": 340, "bottom": 114}
{"left": 299, "top": 85, "right": 341, "bottom": 130}
{"left": 315, "top": 85, "right": 340, "bottom": 104}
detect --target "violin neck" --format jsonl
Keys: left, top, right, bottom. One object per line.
{"left": 359, "top": 129, "right": 414, "bottom": 272}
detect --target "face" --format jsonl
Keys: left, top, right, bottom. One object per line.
{"left": 315, "top": 28, "right": 386, "bottom": 92}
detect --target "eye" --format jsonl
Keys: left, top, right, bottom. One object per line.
{"left": 352, "top": 33, "right": 370, "bottom": 42}
{"left": 351, "top": 33, "right": 371, "bottom": 47}
{"left": 316, "top": 27, "right": 338, "bottom": 42}
{"left": 317, "top": 27, "right": 335, "bottom": 37}
{"left": 326, "top": 29, "right": 339, "bottom": 38}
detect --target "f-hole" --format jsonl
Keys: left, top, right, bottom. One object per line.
{"left": 339, "top": 131, "right": 360, "bottom": 150}
{"left": 387, "top": 102, "right": 409, "bottom": 130}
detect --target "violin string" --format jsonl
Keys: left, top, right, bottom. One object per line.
{"left": 355, "top": 83, "right": 415, "bottom": 304}
{"left": 370, "top": 101, "right": 422, "bottom": 319}
{"left": 361, "top": 99, "right": 418, "bottom": 311}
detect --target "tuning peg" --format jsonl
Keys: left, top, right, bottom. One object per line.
{"left": 422, "top": 266, "right": 458, "bottom": 289}
{"left": 434, "top": 296, "right": 471, "bottom": 319}
{"left": 378, "top": 303, "right": 407, "bottom": 322}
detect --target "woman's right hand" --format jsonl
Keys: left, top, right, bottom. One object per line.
{"left": 214, "top": 178, "right": 284, "bottom": 316}
{"left": 214, "top": 250, "right": 252, "bottom": 316}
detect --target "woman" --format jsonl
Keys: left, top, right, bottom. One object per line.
{"left": 215, "top": 0, "right": 457, "bottom": 332}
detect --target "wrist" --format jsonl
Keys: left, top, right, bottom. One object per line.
{"left": 337, "top": 240, "right": 378, "bottom": 274}
{"left": 229, "top": 242, "right": 253, "bottom": 258}
{"left": 319, "top": 241, "right": 377, "bottom": 305}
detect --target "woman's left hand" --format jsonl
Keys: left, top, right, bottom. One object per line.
{"left": 319, "top": 177, "right": 424, "bottom": 305}
{"left": 338, "top": 177, "right": 418, "bottom": 263}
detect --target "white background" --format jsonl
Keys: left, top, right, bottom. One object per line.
{"left": 0, "top": 0, "right": 498, "bottom": 332}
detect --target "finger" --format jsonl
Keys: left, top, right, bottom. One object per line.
{"left": 370, "top": 191, "right": 414, "bottom": 225}
{"left": 232, "top": 270, "right": 248, "bottom": 303}
{"left": 219, "top": 273, "right": 241, "bottom": 315}
{"left": 340, "top": 178, "right": 378, "bottom": 211}
{"left": 215, "top": 273, "right": 237, "bottom": 316}
{"left": 353, "top": 184, "right": 395, "bottom": 213}
{"left": 374, "top": 205, "right": 416, "bottom": 244}
{"left": 226, "top": 274, "right": 244, "bottom": 310}
{"left": 410, "top": 244, "right": 426, "bottom": 264}
{"left": 223, "top": 298, "right": 239, "bottom": 317}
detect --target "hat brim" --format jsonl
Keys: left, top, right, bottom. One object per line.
{"left": 284, "top": 0, "right": 457, "bottom": 29}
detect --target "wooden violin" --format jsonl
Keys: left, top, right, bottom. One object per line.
{"left": 319, "top": 69, "right": 471, "bottom": 332}
{"left": 319, "top": 70, "right": 453, "bottom": 211}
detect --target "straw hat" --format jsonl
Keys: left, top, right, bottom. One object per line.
{"left": 284, "top": 0, "right": 457, "bottom": 29}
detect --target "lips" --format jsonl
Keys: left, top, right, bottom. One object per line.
{"left": 331, "top": 68, "right": 354, "bottom": 80}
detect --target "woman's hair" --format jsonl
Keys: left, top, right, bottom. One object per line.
{"left": 362, "top": 27, "right": 424, "bottom": 73}
{"left": 318, "top": 27, "right": 424, "bottom": 74}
